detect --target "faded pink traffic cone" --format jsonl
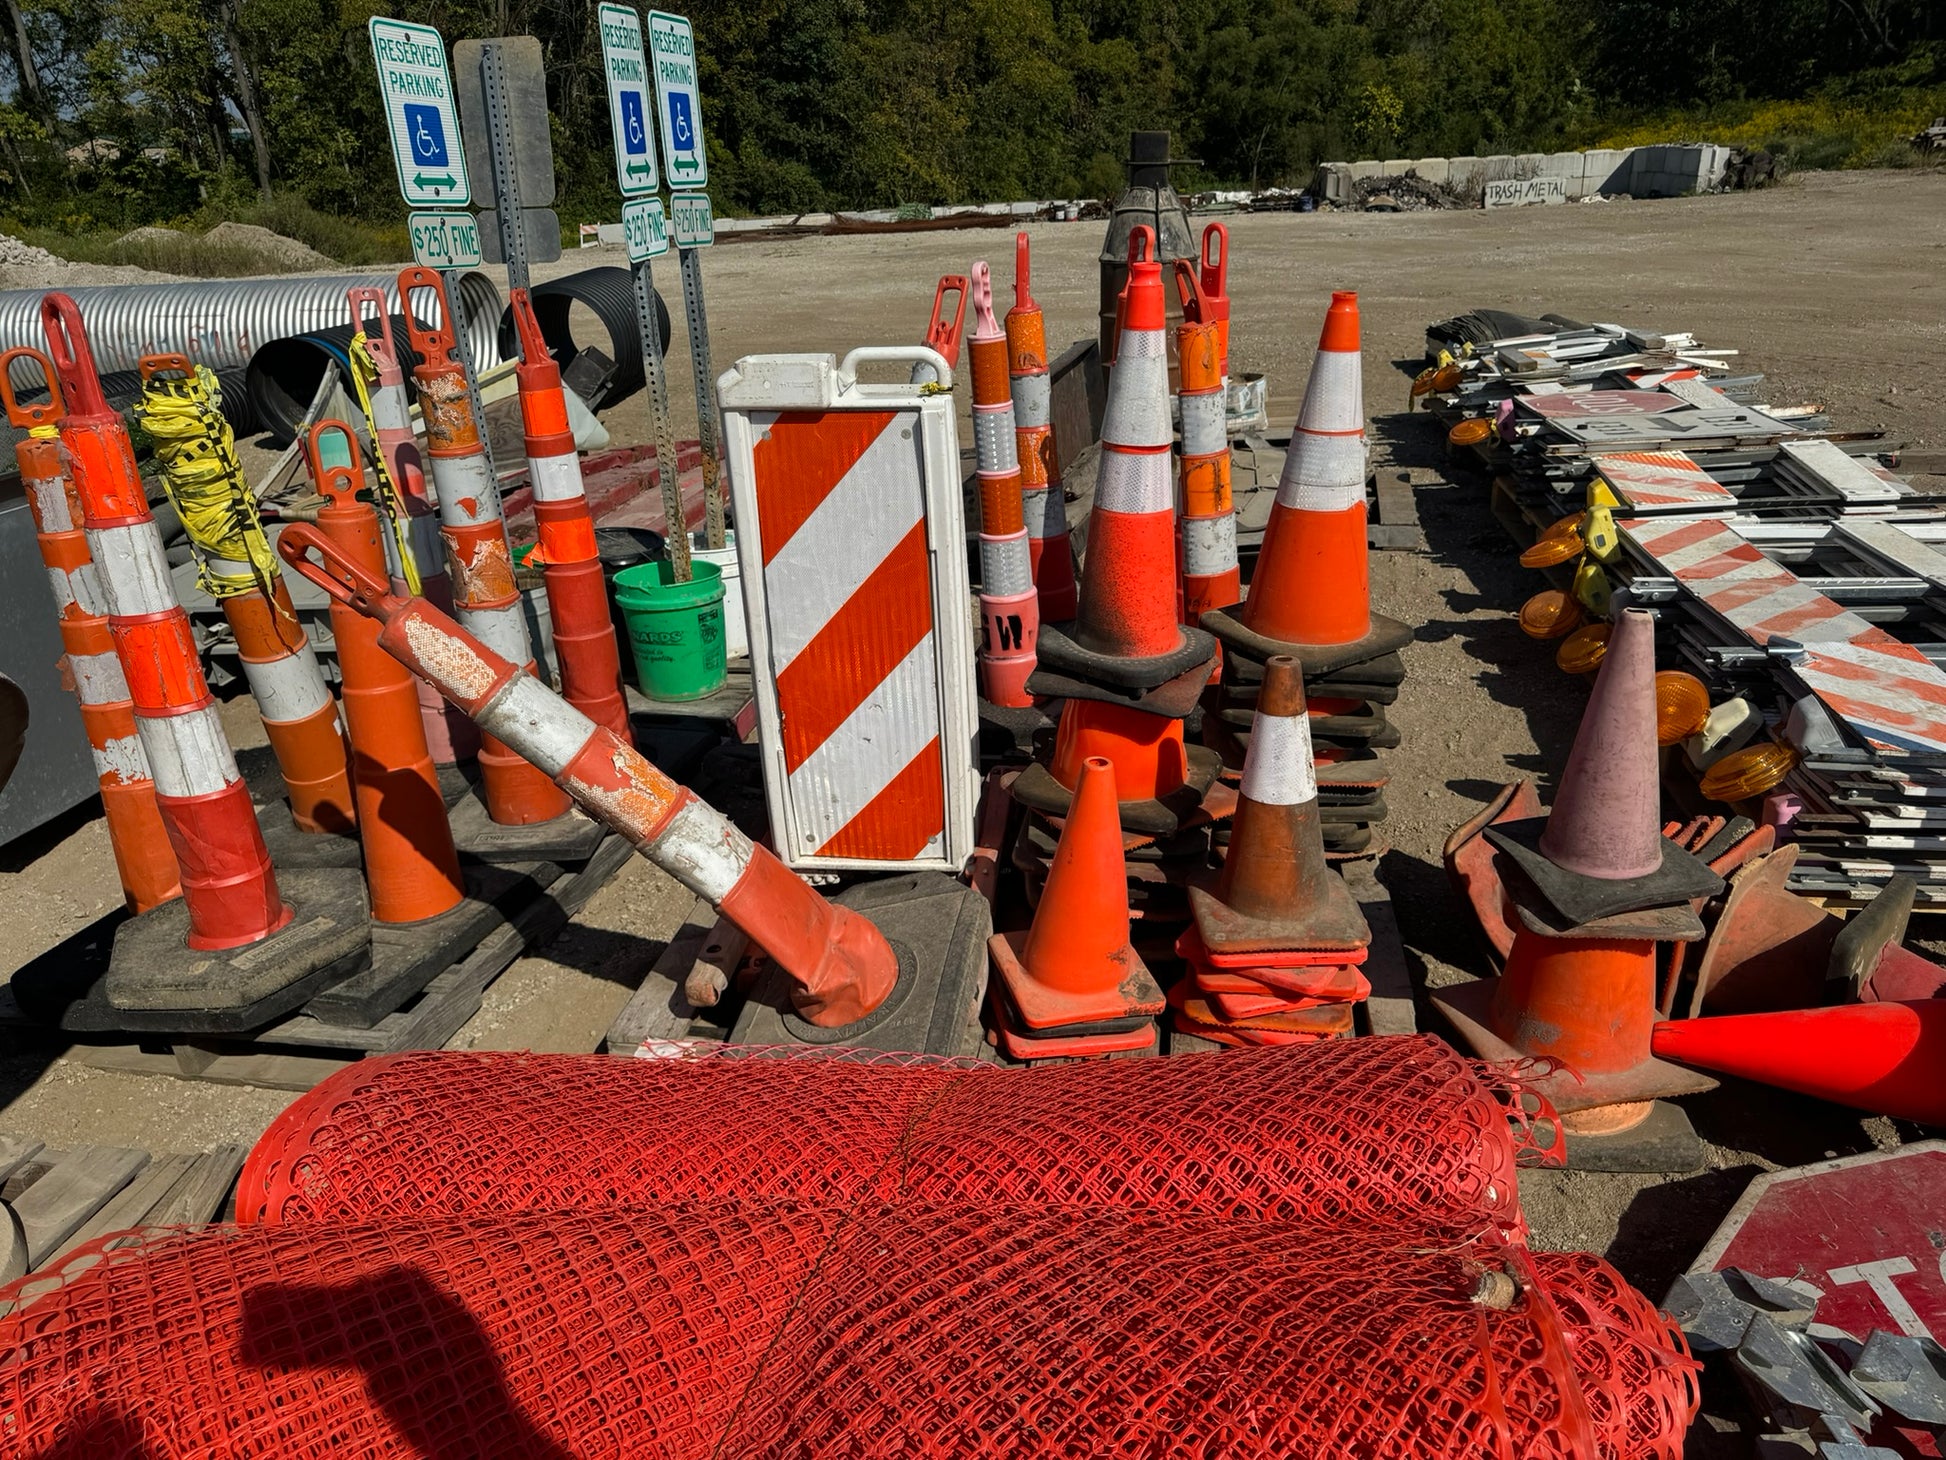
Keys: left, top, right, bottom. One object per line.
{"left": 1540, "top": 607, "right": 1662, "bottom": 880}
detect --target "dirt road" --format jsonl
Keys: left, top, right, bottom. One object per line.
{"left": 1, "top": 171, "right": 1940, "bottom": 1306}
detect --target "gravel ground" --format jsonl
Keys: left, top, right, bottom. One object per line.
{"left": 0, "top": 172, "right": 1940, "bottom": 1305}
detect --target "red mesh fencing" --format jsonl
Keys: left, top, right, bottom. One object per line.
{"left": 238, "top": 1035, "right": 1564, "bottom": 1239}
{"left": 0, "top": 1205, "right": 1695, "bottom": 1460}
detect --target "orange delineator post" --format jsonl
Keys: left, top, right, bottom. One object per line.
{"left": 1007, "top": 233, "right": 1079, "bottom": 621}
{"left": 277, "top": 525, "right": 898, "bottom": 1029}
{"left": 968, "top": 261, "right": 1038, "bottom": 708}
{"left": 397, "top": 266, "right": 571, "bottom": 828}
{"left": 135, "top": 353, "right": 355, "bottom": 837}
{"left": 0, "top": 348, "right": 179, "bottom": 913}
{"left": 1199, "top": 222, "right": 1231, "bottom": 391}
{"left": 508, "top": 288, "right": 629, "bottom": 740}
{"left": 41, "top": 294, "right": 288, "bottom": 951}
{"left": 1176, "top": 293, "right": 1239, "bottom": 656}
{"left": 347, "top": 287, "right": 479, "bottom": 767}
{"left": 307, "top": 421, "right": 465, "bottom": 926}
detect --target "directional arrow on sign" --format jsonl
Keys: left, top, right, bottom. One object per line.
{"left": 626, "top": 160, "right": 654, "bottom": 180}
{"left": 414, "top": 172, "right": 457, "bottom": 191}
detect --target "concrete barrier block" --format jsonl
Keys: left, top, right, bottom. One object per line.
{"left": 1313, "top": 163, "right": 1353, "bottom": 204}
{"left": 1380, "top": 159, "right": 1412, "bottom": 178}
{"left": 1447, "top": 156, "right": 1484, "bottom": 187}
{"left": 1482, "top": 154, "right": 1518, "bottom": 182}
{"left": 1514, "top": 153, "right": 1544, "bottom": 178}
{"left": 1538, "top": 152, "right": 1580, "bottom": 178}
{"left": 1348, "top": 160, "right": 1383, "bottom": 183}
{"left": 1582, "top": 149, "right": 1628, "bottom": 193}
{"left": 1410, "top": 157, "right": 1450, "bottom": 185}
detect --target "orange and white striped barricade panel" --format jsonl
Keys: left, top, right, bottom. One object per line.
{"left": 1622, "top": 515, "right": 1946, "bottom": 756}
{"left": 718, "top": 347, "right": 978, "bottom": 873}
{"left": 1593, "top": 451, "right": 1735, "bottom": 514}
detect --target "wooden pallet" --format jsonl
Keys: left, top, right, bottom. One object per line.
{"left": 0, "top": 1136, "right": 244, "bottom": 1288}
{"left": 66, "top": 834, "right": 636, "bottom": 1091}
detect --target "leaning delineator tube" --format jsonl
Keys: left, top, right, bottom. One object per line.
{"left": 277, "top": 525, "right": 899, "bottom": 1029}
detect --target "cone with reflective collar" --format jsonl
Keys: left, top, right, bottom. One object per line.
{"left": 1204, "top": 291, "right": 1409, "bottom": 674}
{"left": 1189, "top": 657, "right": 1369, "bottom": 955}
{"left": 989, "top": 756, "right": 1164, "bottom": 1058}
{"left": 968, "top": 261, "right": 1038, "bottom": 709}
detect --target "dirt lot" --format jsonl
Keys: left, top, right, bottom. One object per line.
{"left": 0, "top": 169, "right": 1942, "bottom": 1316}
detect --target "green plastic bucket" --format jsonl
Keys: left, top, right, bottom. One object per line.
{"left": 613, "top": 559, "right": 726, "bottom": 701}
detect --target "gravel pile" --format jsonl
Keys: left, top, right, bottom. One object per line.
{"left": 0, "top": 230, "right": 176, "bottom": 291}
{"left": 0, "top": 232, "right": 63, "bottom": 269}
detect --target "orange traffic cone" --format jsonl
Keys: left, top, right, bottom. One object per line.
{"left": 968, "top": 260, "right": 1038, "bottom": 709}
{"left": 989, "top": 756, "right": 1164, "bottom": 1059}
{"left": 1189, "top": 657, "right": 1368, "bottom": 954}
{"left": 1654, "top": 1001, "right": 1946, "bottom": 1126}
{"left": 1204, "top": 291, "right": 1410, "bottom": 676}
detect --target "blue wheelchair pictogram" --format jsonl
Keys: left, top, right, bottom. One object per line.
{"left": 404, "top": 104, "right": 449, "bottom": 167}
{"left": 667, "top": 92, "right": 694, "bottom": 151}
{"left": 620, "top": 91, "right": 648, "bottom": 155}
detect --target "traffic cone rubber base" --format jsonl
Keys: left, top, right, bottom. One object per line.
{"left": 1027, "top": 651, "right": 1217, "bottom": 721}
{"left": 1687, "top": 847, "right": 1838, "bottom": 1017}
{"left": 1226, "top": 649, "right": 1407, "bottom": 690}
{"left": 991, "top": 989, "right": 1158, "bottom": 1060}
{"left": 1556, "top": 1099, "right": 1707, "bottom": 1175}
{"left": 1175, "top": 925, "right": 1367, "bottom": 974}
{"left": 1214, "top": 701, "right": 1398, "bottom": 747}
{"left": 85, "top": 867, "right": 371, "bottom": 1032}
{"left": 1201, "top": 605, "right": 1413, "bottom": 680}
{"left": 1485, "top": 816, "right": 1723, "bottom": 926}
{"left": 1829, "top": 875, "right": 1946, "bottom": 1003}
{"left": 1507, "top": 874, "right": 1707, "bottom": 943}
{"left": 988, "top": 927, "right": 1166, "bottom": 1032}
{"left": 444, "top": 784, "right": 606, "bottom": 866}
{"left": 1168, "top": 980, "right": 1355, "bottom": 1040}
{"left": 977, "top": 698, "right": 1058, "bottom": 764}
{"left": 1188, "top": 872, "right": 1368, "bottom": 956}
{"left": 1012, "top": 817, "right": 1199, "bottom": 925}
{"left": 1011, "top": 746, "right": 1227, "bottom": 838}
{"left": 1433, "top": 971, "right": 1718, "bottom": 1116}
{"left": 729, "top": 871, "right": 992, "bottom": 1056}
{"left": 303, "top": 864, "right": 547, "bottom": 1028}
{"left": 1033, "top": 620, "right": 1219, "bottom": 703}
{"left": 254, "top": 797, "right": 364, "bottom": 871}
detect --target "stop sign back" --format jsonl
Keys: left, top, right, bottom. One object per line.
{"left": 1694, "top": 1141, "right": 1946, "bottom": 1342}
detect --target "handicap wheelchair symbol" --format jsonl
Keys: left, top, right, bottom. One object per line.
{"left": 620, "top": 91, "right": 648, "bottom": 155}
{"left": 403, "top": 104, "right": 449, "bottom": 168}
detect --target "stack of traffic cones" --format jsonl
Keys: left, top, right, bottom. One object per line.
{"left": 989, "top": 756, "right": 1166, "bottom": 1058}
{"left": 1006, "top": 234, "right": 1078, "bottom": 624}
{"left": 1172, "top": 657, "right": 1371, "bottom": 1046}
{"left": 1202, "top": 291, "right": 1404, "bottom": 855}
{"left": 1433, "top": 608, "right": 1726, "bottom": 1161}
{"left": 1008, "top": 226, "right": 1229, "bottom": 941}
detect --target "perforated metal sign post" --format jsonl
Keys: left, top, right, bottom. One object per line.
{"left": 597, "top": 3, "right": 658, "bottom": 196}
{"left": 647, "top": 11, "right": 706, "bottom": 188}
{"left": 718, "top": 349, "right": 978, "bottom": 872}
{"left": 670, "top": 193, "right": 725, "bottom": 549}
{"left": 369, "top": 18, "right": 469, "bottom": 207}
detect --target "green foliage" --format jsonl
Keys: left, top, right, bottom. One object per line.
{"left": 0, "top": 0, "right": 1935, "bottom": 255}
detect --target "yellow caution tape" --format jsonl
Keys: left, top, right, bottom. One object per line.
{"left": 347, "top": 332, "right": 422, "bottom": 596}
{"left": 132, "top": 365, "right": 280, "bottom": 602}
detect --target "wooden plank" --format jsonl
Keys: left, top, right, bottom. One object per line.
{"left": 1371, "top": 469, "right": 1427, "bottom": 552}
{"left": 601, "top": 894, "right": 710, "bottom": 1054}
{"left": 1342, "top": 858, "right": 1418, "bottom": 1037}
{"left": 150, "top": 1144, "right": 246, "bottom": 1226}
{"left": 13, "top": 1146, "right": 149, "bottom": 1266}
{"left": 65, "top": 1043, "right": 356, "bottom": 1092}
{"left": 0, "top": 1135, "right": 46, "bottom": 1186}
{"left": 46, "top": 1153, "right": 195, "bottom": 1263}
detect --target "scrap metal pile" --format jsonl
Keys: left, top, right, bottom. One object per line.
{"left": 1418, "top": 310, "right": 1946, "bottom": 910}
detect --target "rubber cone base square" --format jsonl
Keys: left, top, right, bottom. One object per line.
{"left": 978, "top": 699, "right": 1058, "bottom": 763}
{"left": 1033, "top": 619, "right": 1219, "bottom": 701}
{"left": 991, "top": 997, "right": 1157, "bottom": 1061}
{"left": 253, "top": 797, "right": 363, "bottom": 870}
{"left": 1011, "top": 746, "right": 1227, "bottom": 838}
{"left": 1226, "top": 649, "right": 1407, "bottom": 689}
{"left": 1484, "top": 817, "right": 1724, "bottom": 926}
{"left": 988, "top": 928, "right": 1166, "bottom": 1031}
{"left": 1188, "top": 873, "right": 1370, "bottom": 956}
{"left": 301, "top": 859, "right": 560, "bottom": 1029}
{"left": 1168, "top": 980, "right": 1357, "bottom": 1037}
{"left": 731, "top": 872, "right": 992, "bottom": 1055}
{"left": 1432, "top": 975, "right": 1719, "bottom": 1113}
{"left": 445, "top": 786, "right": 607, "bottom": 865}
{"left": 1201, "top": 606, "right": 1414, "bottom": 679}
{"left": 78, "top": 868, "right": 372, "bottom": 1032}
{"left": 1558, "top": 1100, "right": 1707, "bottom": 1174}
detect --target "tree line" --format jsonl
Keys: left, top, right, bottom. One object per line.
{"left": 0, "top": 0, "right": 1937, "bottom": 232}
